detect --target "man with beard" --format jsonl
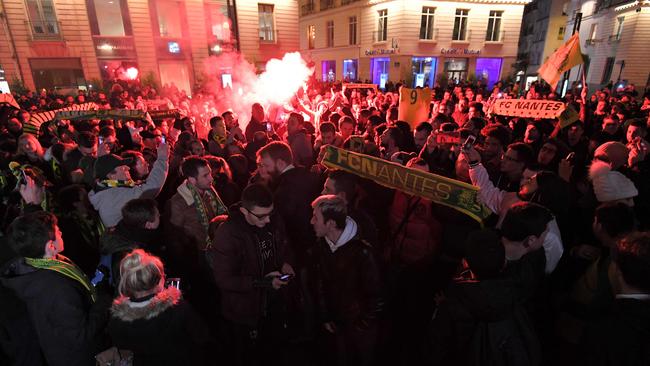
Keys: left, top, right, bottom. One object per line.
{"left": 257, "top": 142, "right": 320, "bottom": 341}
{"left": 379, "top": 126, "right": 404, "bottom": 160}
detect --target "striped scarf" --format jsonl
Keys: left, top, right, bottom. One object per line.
{"left": 25, "top": 255, "right": 97, "bottom": 302}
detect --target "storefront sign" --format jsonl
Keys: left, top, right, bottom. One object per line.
{"left": 492, "top": 99, "right": 566, "bottom": 118}
{"left": 93, "top": 36, "right": 137, "bottom": 58}
{"left": 342, "top": 83, "right": 378, "bottom": 92}
{"left": 322, "top": 146, "right": 492, "bottom": 223}
{"left": 365, "top": 49, "right": 396, "bottom": 56}
{"left": 441, "top": 48, "right": 481, "bottom": 56}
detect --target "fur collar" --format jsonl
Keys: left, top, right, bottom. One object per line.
{"left": 588, "top": 160, "right": 611, "bottom": 181}
{"left": 111, "top": 287, "right": 181, "bottom": 322}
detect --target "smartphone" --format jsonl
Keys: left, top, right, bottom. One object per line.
{"left": 160, "top": 135, "right": 166, "bottom": 144}
{"left": 266, "top": 122, "right": 273, "bottom": 132}
{"left": 462, "top": 135, "right": 477, "bottom": 150}
{"left": 166, "top": 278, "right": 181, "bottom": 290}
{"left": 565, "top": 152, "right": 576, "bottom": 164}
{"left": 279, "top": 274, "right": 293, "bottom": 282}
{"left": 98, "top": 136, "right": 104, "bottom": 145}
{"left": 91, "top": 269, "right": 104, "bottom": 287}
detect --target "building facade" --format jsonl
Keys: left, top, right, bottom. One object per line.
{"left": 299, "top": 0, "right": 529, "bottom": 89}
{"left": 564, "top": 0, "right": 650, "bottom": 91}
{"left": 0, "top": 0, "right": 299, "bottom": 92}
{"left": 515, "top": 0, "right": 569, "bottom": 89}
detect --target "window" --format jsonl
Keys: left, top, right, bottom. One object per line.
{"left": 25, "top": 0, "right": 60, "bottom": 37}
{"left": 156, "top": 0, "right": 183, "bottom": 37}
{"left": 343, "top": 59, "right": 358, "bottom": 80}
{"left": 258, "top": 4, "right": 275, "bottom": 42}
{"left": 308, "top": 25, "right": 315, "bottom": 49}
{"left": 377, "top": 9, "right": 387, "bottom": 42}
{"left": 420, "top": 7, "right": 435, "bottom": 40}
{"left": 486, "top": 10, "right": 502, "bottom": 41}
{"left": 558, "top": 26, "right": 566, "bottom": 40}
{"left": 349, "top": 16, "right": 357, "bottom": 45}
{"left": 452, "top": 9, "right": 469, "bottom": 41}
{"left": 562, "top": 2, "right": 569, "bottom": 15}
{"left": 326, "top": 20, "right": 334, "bottom": 47}
{"left": 601, "top": 57, "right": 615, "bottom": 84}
{"left": 88, "top": 0, "right": 129, "bottom": 36}
{"left": 613, "top": 16, "right": 624, "bottom": 40}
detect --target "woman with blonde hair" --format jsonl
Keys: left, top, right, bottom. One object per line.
{"left": 16, "top": 133, "right": 46, "bottom": 164}
{"left": 107, "top": 249, "right": 215, "bottom": 365}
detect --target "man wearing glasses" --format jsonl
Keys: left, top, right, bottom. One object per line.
{"left": 211, "top": 183, "right": 294, "bottom": 365}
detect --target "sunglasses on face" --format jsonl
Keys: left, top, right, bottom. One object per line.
{"left": 245, "top": 207, "right": 273, "bottom": 220}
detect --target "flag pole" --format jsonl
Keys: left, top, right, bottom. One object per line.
{"left": 560, "top": 12, "right": 583, "bottom": 97}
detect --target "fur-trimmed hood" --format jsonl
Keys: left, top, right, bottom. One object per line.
{"left": 111, "top": 287, "right": 181, "bottom": 322}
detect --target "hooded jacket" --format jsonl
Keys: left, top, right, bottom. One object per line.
{"left": 108, "top": 287, "right": 214, "bottom": 366}
{"left": 314, "top": 217, "right": 383, "bottom": 329}
{"left": 89, "top": 149, "right": 168, "bottom": 228}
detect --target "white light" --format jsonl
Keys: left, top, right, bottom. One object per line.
{"left": 212, "top": 44, "right": 221, "bottom": 53}
{"left": 99, "top": 44, "right": 113, "bottom": 51}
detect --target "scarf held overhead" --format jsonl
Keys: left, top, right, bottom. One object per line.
{"left": 322, "top": 146, "right": 492, "bottom": 223}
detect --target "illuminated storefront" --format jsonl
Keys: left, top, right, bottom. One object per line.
{"left": 300, "top": 0, "right": 528, "bottom": 88}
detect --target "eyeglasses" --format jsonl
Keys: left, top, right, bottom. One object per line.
{"left": 245, "top": 207, "right": 273, "bottom": 220}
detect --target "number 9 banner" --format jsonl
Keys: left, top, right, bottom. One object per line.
{"left": 398, "top": 87, "right": 432, "bottom": 128}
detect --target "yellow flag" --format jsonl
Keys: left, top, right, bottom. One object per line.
{"left": 398, "top": 87, "right": 432, "bottom": 128}
{"left": 538, "top": 33, "right": 584, "bottom": 88}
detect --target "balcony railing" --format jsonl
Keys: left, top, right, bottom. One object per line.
{"left": 372, "top": 30, "right": 388, "bottom": 43}
{"left": 452, "top": 30, "right": 472, "bottom": 43}
{"left": 608, "top": 34, "right": 621, "bottom": 43}
{"left": 301, "top": 2, "right": 315, "bottom": 16}
{"left": 26, "top": 20, "right": 62, "bottom": 40}
{"left": 419, "top": 28, "right": 439, "bottom": 41}
{"left": 320, "top": 0, "right": 335, "bottom": 11}
{"left": 259, "top": 29, "right": 278, "bottom": 43}
{"left": 485, "top": 31, "right": 506, "bottom": 43}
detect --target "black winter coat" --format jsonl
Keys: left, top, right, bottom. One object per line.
{"left": 428, "top": 276, "right": 541, "bottom": 366}
{"left": 108, "top": 287, "right": 215, "bottom": 366}
{"left": 314, "top": 238, "right": 383, "bottom": 329}
{"left": 210, "top": 206, "right": 293, "bottom": 326}
{"left": 0, "top": 258, "right": 111, "bottom": 366}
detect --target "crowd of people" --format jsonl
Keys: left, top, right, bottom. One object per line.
{"left": 0, "top": 76, "right": 649, "bottom": 366}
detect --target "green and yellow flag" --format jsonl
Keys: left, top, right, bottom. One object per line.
{"left": 538, "top": 33, "right": 584, "bottom": 88}
{"left": 322, "top": 146, "right": 492, "bottom": 223}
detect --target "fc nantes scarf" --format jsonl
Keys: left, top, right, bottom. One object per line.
{"left": 25, "top": 255, "right": 97, "bottom": 302}
{"left": 322, "top": 146, "right": 492, "bottom": 223}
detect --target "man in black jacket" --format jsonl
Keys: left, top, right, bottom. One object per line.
{"left": 0, "top": 211, "right": 111, "bottom": 366}
{"left": 211, "top": 183, "right": 294, "bottom": 366}
{"left": 311, "top": 195, "right": 383, "bottom": 366}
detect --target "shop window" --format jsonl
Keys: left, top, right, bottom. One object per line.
{"left": 322, "top": 60, "right": 336, "bottom": 81}
{"left": 87, "top": 0, "right": 129, "bottom": 36}
{"left": 412, "top": 57, "right": 437, "bottom": 88}
{"left": 343, "top": 59, "right": 358, "bottom": 81}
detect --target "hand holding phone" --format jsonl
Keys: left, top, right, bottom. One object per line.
{"left": 461, "top": 135, "right": 477, "bottom": 151}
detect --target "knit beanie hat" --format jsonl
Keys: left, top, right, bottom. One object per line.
{"left": 594, "top": 141, "right": 629, "bottom": 169}
{"left": 589, "top": 160, "right": 638, "bottom": 202}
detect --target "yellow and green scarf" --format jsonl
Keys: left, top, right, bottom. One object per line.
{"left": 25, "top": 255, "right": 97, "bottom": 302}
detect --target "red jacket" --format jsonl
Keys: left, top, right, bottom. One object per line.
{"left": 388, "top": 191, "right": 442, "bottom": 265}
